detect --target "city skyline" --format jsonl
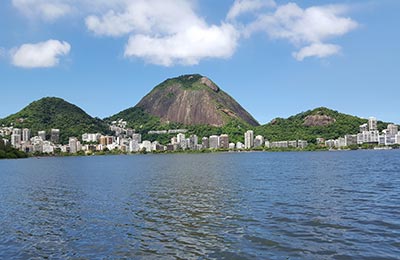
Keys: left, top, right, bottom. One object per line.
{"left": 1, "top": 0, "right": 399, "bottom": 124}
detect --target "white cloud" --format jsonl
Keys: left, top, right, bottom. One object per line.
{"left": 227, "top": 0, "right": 276, "bottom": 20}
{"left": 85, "top": 0, "right": 239, "bottom": 66}
{"left": 11, "top": 0, "right": 359, "bottom": 64}
{"left": 12, "top": 0, "right": 72, "bottom": 21}
{"left": 11, "top": 40, "right": 71, "bottom": 68}
{"left": 293, "top": 43, "right": 341, "bottom": 61}
{"left": 124, "top": 24, "right": 239, "bottom": 66}
{"left": 245, "top": 3, "right": 358, "bottom": 60}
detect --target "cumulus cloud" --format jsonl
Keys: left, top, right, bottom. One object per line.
{"left": 125, "top": 24, "right": 239, "bottom": 66}
{"left": 227, "top": 0, "right": 276, "bottom": 20}
{"left": 11, "top": 40, "right": 71, "bottom": 68}
{"left": 85, "top": 0, "right": 239, "bottom": 66}
{"left": 245, "top": 3, "right": 357, "bottom": 60}
{"left": 293, "top": 43, "right": 341, "bottom": 61}
{"left": 11, "top": 0, "right": 359, "bottom": 64}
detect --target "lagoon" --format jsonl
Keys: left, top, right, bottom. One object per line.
{"left": 0, "top": 151, "right": 399, "bottom": 259}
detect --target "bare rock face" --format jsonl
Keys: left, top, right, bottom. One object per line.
{"left": 135, "top": 74, "right": 259, "bottom": 127}
{"left": 200, "top": 77, "right": 219, "bottom": 92}
{"left": 303, "top": 114, "right": 336, "bottom": 126}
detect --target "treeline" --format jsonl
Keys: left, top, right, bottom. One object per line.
{"left": 0, "top": 141, "right": 28, "bottom": 159}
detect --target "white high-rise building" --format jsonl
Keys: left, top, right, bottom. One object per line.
{"left": 177, "top": 133, "right": 186, "bottom": 149}
{"left": 12, "top": 128, "right": 21, "bottom": 136}
{"left": 11, "top": 134, "right": 21, "bottom": 148}
{"left": 38, "top": 131, "right": 46, "bottom": 141}
{"left": 22, "top": 128, "right": 30, "bottom": 142}
{"left": 368, "top": 117, "right": 377, "bottom": 131}
{"left": 69, "top": 137, "right": 78, "bottom": 153}
{"left": 51, "top": 129, "right": 60, "bottom": 143}
{"left": 188, "top": 135, "right": 198, "bottom": 150}
{"left": 209, "top": 135, "right": 219, "bottom": 149}
{"left": 244, "top": 130, "right": 254, "bottom": 149}
{"left": 387, "top": 124, "right": 398, "bottom": 136}
{"left": 201, "top": 137, "right": 209, "bottom": 149}
{"left": 219, "top": 134, "right": 229, "bottom": 149}
{"left": 132, "top": 133, "right": 142, "bottom": 143}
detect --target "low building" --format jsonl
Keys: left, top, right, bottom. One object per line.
{"left": 254, "top": 135, "right": 264, "bottom": 148}
{"left": 236, "top": 142, "right": 245, "bottom": 150}
{"left": 141, "top": 140, "right": 152, "bottom": 152}
{"left": 345, "top": 135, "right": 357, "bottom": 146}
{"left": 297, "top": 140, "right": 308, "bottom": 149}
{"left": 271, "top": 141, "right": 288, "bottom": 148}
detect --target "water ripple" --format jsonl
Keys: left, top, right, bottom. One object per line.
{"left": 0, "top": 151, "right": 399, "bottom": 259}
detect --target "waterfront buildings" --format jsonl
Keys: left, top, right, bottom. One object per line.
{"left": 244, "top": 130, "right": 254, "bottom": 149}
{"left": 22, "top": 128, "right": 30, "bottom": 142}
{"left": 38, "top": 131, "right": 46, "bottom": 141}
{"left": 1, "top": 115, "right": 399, "bottom": 155}
{"left": 254, "top": 135, "right": 264, "bottom": 148}
{"left": 69, "top": 137, "right": 79, "bottom": 154}
{"left": 219, "top": 134, "right": 229, "bottom": 149}
{"left": 51, "top": 129, "right": 60, "bottom": 143}
{"left": 209, "top": 135, "right": 219, "bottom": 149}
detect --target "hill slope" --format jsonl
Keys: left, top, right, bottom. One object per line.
{"left": 0, "top": 97, "right": 109, "bottom": 144}
{"left": 256, "top": 107, "right": 388, "bottom": 142}
{"left": 124, "top": 74, "right": 259, "bottom": 127}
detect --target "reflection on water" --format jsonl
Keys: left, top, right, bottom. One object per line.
{"left": 1, "top": 151, "right": 400, "bottom": 259}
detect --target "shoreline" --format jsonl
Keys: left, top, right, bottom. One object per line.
{"left": 2, "top": 146, "right": 399, "bottom": 160}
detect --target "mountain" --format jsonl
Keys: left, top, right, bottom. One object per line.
{"left": 0, "top": 97, "right": 109, "bottom": 144}
{"left": 256, "top": 107, "right": 389, "bottom": 142}
{"left": 109, "top": 74, "right": 259, "bottom": 128}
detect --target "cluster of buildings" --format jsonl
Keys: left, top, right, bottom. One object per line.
{"left": 243, "top": 130, "right": 309, "bottom": 150}
{"left": 0, "top": 127, "right": 61, "bottom": 153}
{"left": 322, "top": 117, "right": 400, "bottom": 148}
{"left": 1, "top": 116, "right": 399, "bottom": 155}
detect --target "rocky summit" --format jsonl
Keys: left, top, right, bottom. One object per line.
{"left": 134, "top": 74, "right": 259, "bottom": 127}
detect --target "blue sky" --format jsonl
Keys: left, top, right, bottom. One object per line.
{"left": 0, "top": 0, "right": 399, "bottom": 124}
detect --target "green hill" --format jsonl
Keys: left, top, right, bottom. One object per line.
{"left": 108, "top": 74, "right": 259, "bottom": 127}
{"left": 0, "top": 97, "right": 109, "bottom": 144}
{"left": 105, "top": 74, "right": 259, "bottom": 144}
{"left": 255, "top": 107, "right": 389, "bottom": 143}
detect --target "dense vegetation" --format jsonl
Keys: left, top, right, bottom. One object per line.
{"left": 106, "top": 106, "right": 391, "bottom": 145}
{"left": 0, "top": 141, "right": 27, "bottom": 159}
{"left": 153, "top": 74, "right": 204, "bottom": 90}
{"left": 1, "top": 95, "right": 392, "bottom": 148}
{"left": 255, "top": 107, "right": 389, "bottom": 143}
{"left": 105, "top": 107, "right": 250, "bottom": 144}
{"left": 0, "top": 97, "right": 109, "bottom": 144}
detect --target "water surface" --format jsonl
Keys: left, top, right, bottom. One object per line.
{"left": 1, "top": 151, "right": 399, "bottom": 259}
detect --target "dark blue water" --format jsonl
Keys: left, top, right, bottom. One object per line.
{"left": 0, "top": 151, "right": 399, "bottom": 259}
